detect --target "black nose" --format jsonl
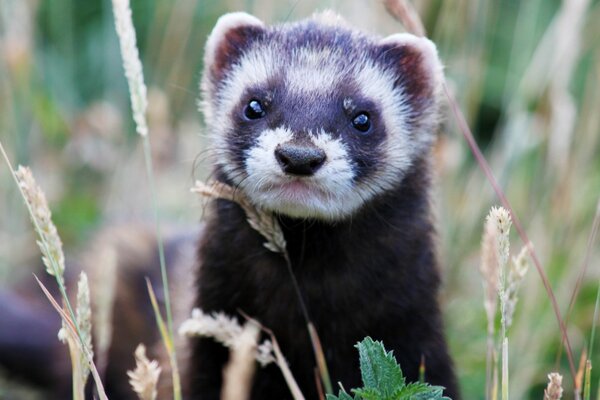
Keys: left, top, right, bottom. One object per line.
{"left": 274, "top": 142, "right": 327, "bottom": 176}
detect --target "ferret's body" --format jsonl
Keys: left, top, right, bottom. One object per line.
{"left": 190, "top": 160, "right": 458, "bottom": 399}
{"left": 189, "top": 11, "right": 459, "bottom": 399}
{"left": 0, "top": 11, "right": 459, "bottom": 400}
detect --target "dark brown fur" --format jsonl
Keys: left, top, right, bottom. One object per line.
{"left": 187, "top": 155, "right": 459, "bottom": 399}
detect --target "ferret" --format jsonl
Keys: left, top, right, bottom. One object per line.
{"left": 0, "top": 10, "right": 459, "bottom": 400}
{"left": 189, "top": 10, "right": 459, "bottom": 399}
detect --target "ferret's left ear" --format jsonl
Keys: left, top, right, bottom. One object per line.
{"left": 377, "top": 34, "right": 443, "bottom": 103}
{"left": 204, "top": 12, "right": 265, "bottom": 83}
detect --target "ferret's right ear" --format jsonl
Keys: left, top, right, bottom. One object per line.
{"left": 204, "top": 12, "right": 265, "bottom": 83}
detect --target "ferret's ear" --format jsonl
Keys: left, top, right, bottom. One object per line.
{"left": 377, "top": 34, "right": 443, "bottom": 105}
{"left": 204, "top": 12, "right": 265, "bottom": 83}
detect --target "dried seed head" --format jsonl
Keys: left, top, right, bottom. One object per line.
{"left": 544, "top": 372, "right": 563, "bottom": 400}
{"left": 76, "top": 272, "right": 93, "bottom": 384}
{"left": 128, "top": 344, "right": 161, "bottom": 400}
{"left": 480, "top": 215, "right": 499, "bottom": 335}
{"left": 503, "top": 244, "right": 531, "bottom": 329}
{"left": 192, "top": 180, "right": 286, "bottom": 253}
{"left": 256, "top": 340, "right": 276, "bottom": 367}
{"left": 15, "top": 166, "right": 65, "bottom": 282}
{"left": 487, "top": 206, "right": 512, "bottom": 272}
{"left": 179, "top": 308, "right": 274, "bottom": 366}
{"left": 179, "top": 308, "right": 243, "bottom": 348}
{"left": 111, "top": 0, "right": 148, "bottom": 137}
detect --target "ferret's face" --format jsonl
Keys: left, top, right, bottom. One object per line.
{"left": 202, "top": 12, "right": 442, "bottom": 220}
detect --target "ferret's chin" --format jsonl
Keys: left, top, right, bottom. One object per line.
{"left": 245, "top": 182, "right": 358, "bottom": 221}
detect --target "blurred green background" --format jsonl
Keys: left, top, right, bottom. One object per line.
{"left": 1, "top": 0, "right": 600, "bottom": 398}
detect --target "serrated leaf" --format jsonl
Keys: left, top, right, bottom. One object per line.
{"left": 356, "top": 337, "right": 405, "bottom": 396}
{"left": 330, "top": 338, "right": 452, "bottom": 400}
{"left": 398, "top": 382, "right": 449, "bottom": 400}
{"left": 353, "top": 387, "right": 384, "bottom": 400}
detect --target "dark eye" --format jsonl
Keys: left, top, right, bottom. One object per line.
{"left": 244, "top": 99, "right": 266, "bottom": 120}
{"left": 352, "top": 112, "right": 371, "bottom": 132}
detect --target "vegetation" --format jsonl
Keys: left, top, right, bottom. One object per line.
{"left": 1, "top": 0, "right": 599, "bottom": 399}
{"left": 326, "top": 337, "right": 449, "bottom": 400}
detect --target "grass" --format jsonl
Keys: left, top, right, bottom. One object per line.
{"left": 1, "top": 0, "right": 599, "bottom": 399}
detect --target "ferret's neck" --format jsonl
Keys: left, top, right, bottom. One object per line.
{"left": 273, "top": 155, "right": 434, "bottom": 274}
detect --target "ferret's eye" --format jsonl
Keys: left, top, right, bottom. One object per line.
{"left": 244, "top": 99, "right": 266, "bottom": 120}
{"left": 352, "top": 112, "right": 371, "bottom": 132}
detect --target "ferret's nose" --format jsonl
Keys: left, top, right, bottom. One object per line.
{"left": 274, "top": 142, "right": 326, "bottom": 176}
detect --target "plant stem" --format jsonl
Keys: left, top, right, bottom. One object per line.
{"left": 583, "top": 360, "right": 591, "bottom": 400}
{"left": 444, "top": 83, "right": 577, "bottom": 380}
{"left": 1, "top": 141, "right": 108, "bottom": 399}
{"left": 128, "top": 75, "right": 182, "bottom": 398}
{"left": 502, "top": 337, "right": 508, "bottom": 400}
{"left": 282, "top": 252, "right": 333, "bottom": 394}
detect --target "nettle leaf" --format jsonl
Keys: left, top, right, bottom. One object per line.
{"left": 397, "top": 382, "right": 450, "bottom": 400}
{"left": 357, "top": 337, "right": 405, "bottom": 396}
{"left": 353, "top": 387, "right": 384, "bottom": 400}
{"left": 329, "top": 337, "right": 452, "bottom": 400}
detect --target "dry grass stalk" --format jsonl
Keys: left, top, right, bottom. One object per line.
{"left": 111, "top": 0, "right": 180, "bottom": 396}
{"left": 221, "top": 321, "right": 261, "bottom": 400}
{"left": 481, "top": 213, "right": 500, "bottom": 334}
{"left": 128, "top": 344, "right": 162, "bottom": 400}
{"left": 179, "top": 308, "right": 274, "bottom": 366}
{"left": 92, "top": 245, "right": 118, "bottom": 376}
{"left": 583, "top": 360, "right": 591, "bottom": 400}
{"left": 575, "top": 350, "right": 587, "bottom": 399}
{"left": 9, "top": 160, "right": 106, "bottom": 399}
{"left": 480, "top": 216, "right": 499, "bottom": 400}
{"left": 486, "top": 207, "right": 513, "bottom": 328}
{"left": 443, "top": 38, "right": 577, "bottom": 384}
{"left": 241, "top": 313, "right": 306, "bottom": 400}
{"left": 1, "top": 139, "right": 113, "bottom": 400}
{"left": 180, "top": 309, "right": 306, "bottom": 399}
{"left": 75, "top": 272, "right": 93, "bottom": 387}
{"left": 504, "top": 245, "right": 531, "bottom": 329}
{"left": 382, "top": 0, "right": 425, "bottom": 37}
{"left": 485, "top": 206, "right": 513, "bottom": 400}
{"left": 191, "top": 180, "right": 286, "bottom": 253}
{"left": 15, "top": 165, "right": 65, "bottom": 283}
{"left": 58, "top": 272, "right": 93, "bottom": 400}
{"left": 544, "top": 372, "right": 564, "bottom": 400}
{"left": 111, "top": 0, "right": 148, "bottom": 137}
{"left": 35, "top": 275, "right": 108, "bottom": 400}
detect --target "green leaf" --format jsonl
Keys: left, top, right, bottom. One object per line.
{"left": 353, "top": 387, "right": 384, "bottom": 400}
{"left": 356, "top": 337, "right": 405, "bottom": 396}
{"left": 329, "top": 338, "right": 452, "bottom": 400}
{"left": 397, "top": 382, "right": 450, "bottom": 400}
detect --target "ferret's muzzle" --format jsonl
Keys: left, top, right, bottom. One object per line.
{"left": 274, "top": 140, "right": 326, "bottom": 176}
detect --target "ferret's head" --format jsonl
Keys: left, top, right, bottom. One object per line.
{"left": 201, "top": 11, "right": 443, "bottom": 220}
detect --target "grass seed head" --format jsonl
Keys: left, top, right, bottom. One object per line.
{"left": 544, "top": 372, "right": 563, "bottom": 400}
{"left": 191, "top": 180, "right": 286, "bottom": 253}
{"left": 504, "top": 245, "right": 531, "bottom": 329}
{"left": 480, "top": 215, "right": 500, "bottom": 334}
{"left": 76, "top": 272, "right": 93, "bottom": 383}
{"left": 128, "top": 344, "right": 161, "bottom": 400}
{"left": 111, "top": 0, "right": 148, "bottom": 137}
{"left": 179, "top": 308, "right": 274, "bottom": 366}
{"left": 487, "top": 206, "right": 512, "bottom": 274}
{"left": 15, "top": 165, "right": 65, "bottom": 282}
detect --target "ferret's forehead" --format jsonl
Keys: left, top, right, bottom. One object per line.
{"left": 227, "top": 24, "right": 377, "bottom": 94}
